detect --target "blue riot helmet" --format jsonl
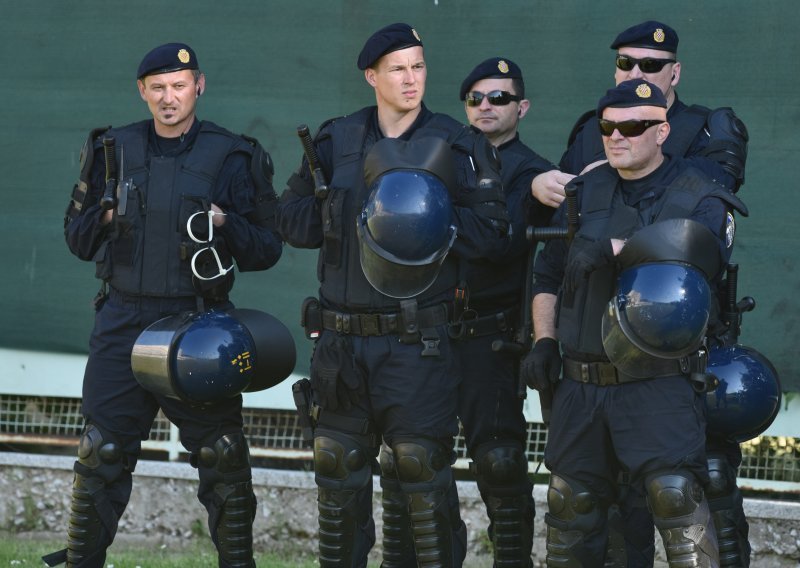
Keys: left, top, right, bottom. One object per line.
{"left": 601, "top": 219, "right": 724, "bottom": 377}
{"left": 602, "top": 262, "right": 712, "bottom": 377}
{"left": 132, "top": 309, "right": 296, "bottom": 404}
{"left": 357, "top": 136, "right": 458, "bottom": 299}
{"left": 705, "top": 344, "right": 782, "bottom": 442}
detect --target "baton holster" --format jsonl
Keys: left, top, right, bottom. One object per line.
{"left": 301, "top": 296, "right": 323, "bottom": 340}
{"left": 292, "top": 378, "right": 318, "bottom": 444}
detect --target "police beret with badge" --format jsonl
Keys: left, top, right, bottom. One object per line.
{"left": 357, "top": 23, "right": 423, "bottom": 70}
{"left": 597, "top": 78, "right": 667, "bottom": 115}
{"left": 137, "top": 42, "right": 199, "bottom": 79}
{"left": 610, "top": 20, "right": 679, "bottom": 53}
{"left": 459, "top": 56, "right": 524, "bottom": 100}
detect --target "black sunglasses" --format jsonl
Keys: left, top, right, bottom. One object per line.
{"left": 615, "top": 54, "right": 676, "bottom": 74}
{"left": 465, "top": 90, "right": 521, "bottom": 107}
{"left": 598, "top": 119, "right": 665, "bottom": 137}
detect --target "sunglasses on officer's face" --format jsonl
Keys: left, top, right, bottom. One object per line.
{"left": 598, "top": 119, "right": 665, "bottom": 137}
{"left": 465, "top": 90, "right": 522, "bottom": 107}
{"left": 615, "top": 54, "right": 676, "bottom": 74}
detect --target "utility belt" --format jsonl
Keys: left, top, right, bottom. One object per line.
{"left": 320, "top": 303, "right": 449, "bottom": 336}
{"left": 562, "top": 352, "right": 714, "bottom": 391}
{"left": 107, "top": 286, "right": 218, "bottom": 313}
{"left": 302, "top": 297, "right": 449, "bottom": 357}
{"left": 449, "top": 307, "right": 517, "bottom": 340}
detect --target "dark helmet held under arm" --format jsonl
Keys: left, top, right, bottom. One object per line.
{"left": 602, "top": 219, "right": 724, "bottom": 377}
{"left": 131, "top": 309, "right": 296, "bottom": 405}
{"left": 356, "top": 136, "right": 458, "bottom": 299}
{"left": 705, "top": 344, "right": 782, "bottom": 442}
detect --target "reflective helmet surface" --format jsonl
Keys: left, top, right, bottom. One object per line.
{"left": 357, "top": 169, "right": 456, "bottom": 298}
{"left": 132, "top": 309, "right": 296, "bottom": 404}
{"left": 602, "top": 262, "right": 711, "bottom": 377}
{"left": 705, "top": 344, "right": 782, "bottom": 442}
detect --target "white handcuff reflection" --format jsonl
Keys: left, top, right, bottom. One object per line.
{"left": 186, "top": 210, "right": 234, "bottom": 281}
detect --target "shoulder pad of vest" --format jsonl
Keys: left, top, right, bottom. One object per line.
{"left": 566, "top": 109, "right": 597, "bottom": 148}
{"left": 681, "top": 164, "right": 749, "bottom": 217}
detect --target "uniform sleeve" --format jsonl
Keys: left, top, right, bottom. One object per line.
{"left": 448, "top": 133, "right": 512, "bottom": 261}
{"left": 690, "top": 194, "right": 733, "bottom": 266}
{"left": 64, "top": 145, "right": 112, "bottom": 261}
{"left": 532, "top": 201, "right": 569, "bottom": 297}
{"left": 499, "top": 155, "right": 558, "bottom": 263}
{"left": 215, "top": 151, "right": 283, "bottom": 272}
{"left": 275, "top": 131, "right": 332, "bottom": 249}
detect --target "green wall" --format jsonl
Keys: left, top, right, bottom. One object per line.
{"left": 1, "top": 1, "right": 798, "bottom": 390}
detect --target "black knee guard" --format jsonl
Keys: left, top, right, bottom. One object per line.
{"left": 472, "top": 441, "right": 534, "bottom": 567}
{"left": 544, "top": 474, "right": 605, "bottom": 568}
{"left": 706, "top": 455, "right": 750, "bottom": 567}
{"left": 194, "top": 432, "right": 256, "bottom": 568}
{"left": 43, "top": 424, "right": 129, "bottom": 568}
{"left": 379, "top": 445, "right": 416, "bottom": 568}
{"left": 646, "top": 470, "right": 719, "bottom": 568}
{"left": 393, "top": 438, "right": 466, "bottom": 568}
{"left": 314, "top": 429, "right": 376, "bottom": 567}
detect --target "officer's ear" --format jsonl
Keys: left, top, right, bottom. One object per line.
{"left": 656, "top": 121, "right": 671, "bottom": 146}
{"left": 517, "top": 99, "right": 531, "bottom": 120}
{"left": 670, "top": 61, "right": 681, "bottom": 87}
{"left": 364, "top": 67, "right": 378, "bottom": 88}
{"left": 137, "top": 78, "right": 148, "bottom": 101}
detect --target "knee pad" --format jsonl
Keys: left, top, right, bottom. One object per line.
{"left": 392, "top": 438, "right": 452, "bottom": 488}
{"left": 706, "top": 455, "right": 737, "bottom": 503}
{"left": 645, "top": 470, "right": 705, "bottom": 524}
{"left": 473, "top": 440, "right": 530, "bottom": 496}
{"left": 545, "top": 474, "right": 602, "bottom": 534}
{"left": 75, "top": 424, "right": 126, "bottom": 483}
{"left": 314, "top": 430, "right": 373, "bottom": 491}
{"left": 194, "top": 431, "right": 252, "bottom": 484}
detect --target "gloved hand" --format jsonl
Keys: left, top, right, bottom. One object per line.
{"left": 310, "top": 333, "right": 366, "bottom": 412}
{"left": 563, "top": 237, "right": 615, "bottom": 293}
{"left": 520, "top": 338, "right": 562, "bottom": 391}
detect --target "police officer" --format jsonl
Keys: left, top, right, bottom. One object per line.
{"left": 560, "top": 20, "right": 747, "bottom": 192}
{"left": 54, "top": 43, "right": 283, "bottom": 568}
{"left": 277, "top": 23, "right": 510, "bottom": 568}
{"left": 527, "top": 79, "right": 746, "bottom": 567}
{"left": 555, "top": 21, "right": 751, "bottom": 567}
{"left": 454, "top": 56, "right": 558, "bottom": 567}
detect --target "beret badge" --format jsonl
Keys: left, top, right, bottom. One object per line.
{"left": 178, "top": 49, "right": 191, "bottom": 64}
{"left": 635, "top": 83, "right": 652, "bottom": 98}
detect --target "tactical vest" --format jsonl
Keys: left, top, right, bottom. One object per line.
{"left": 318, "top": 107, "right": 471, "bottom": 311}
{"left": 96, "top": 120, "right": 252, "bottom": 298}
{"left": 556, "top": 163, "right": 734, "bottom": 359}
{"left": 575, "top": 104, "right": 709, "bottom": 169}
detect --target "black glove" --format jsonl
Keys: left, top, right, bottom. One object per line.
{"left": 563, "top": 237, "right": 615, "bottom": 293}
{"left": 310, "top": 333, "right": 366, "bottom": 412}
{"left": 520, "top": 338, "right": 562, "bottom": 391}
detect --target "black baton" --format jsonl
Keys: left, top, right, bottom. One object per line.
{"left": 297, "top": 124, "right": 330, "bottom": 199}
{"left": 100, "top": 136, "right": 117, "bottom": 210}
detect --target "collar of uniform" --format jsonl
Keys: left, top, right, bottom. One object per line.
{"left": 370, "top": 102, "right": 433, "bottom": 142}
{"left": 667, "top": 92, "right": 685, "bottom": 119}
{"left": 497, "top": 132, "right": 521, "bottom": 153}
{"left": 149, "top": 118, "right": 201, "bottom": 157}
{"left": 619, "top": 154, "right": 672, "bottom": 207}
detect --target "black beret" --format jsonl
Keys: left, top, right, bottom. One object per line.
{"left": 597, "top": 79, "right": 667, "bottom": 115}
{"left": 611, "top": 20, "right": 679, "bottom": 53}
{"left": 137, "top": 43, "right": 199, "bottom": 79}
{"left": 357, "top": 23, "right": 423, "bottom": 70}
{"left": 459, "top": 57, "right": 524, "bottom": 100}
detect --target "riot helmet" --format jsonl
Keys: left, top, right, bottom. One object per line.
{"left": 132, "top": 309, "right": 296, "bottom": 404}
{"left": 356, "top": 136, "right": 458, "bottom": 299}
{"left": 602, "top": 262, "right": 711, "bottom": 377}
{"left": 705, "top": 344, "right": 781, "bottom": 442}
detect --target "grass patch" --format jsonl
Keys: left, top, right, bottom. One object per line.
{"left": 0, "top": 536, "right": 318, "bottom": 567}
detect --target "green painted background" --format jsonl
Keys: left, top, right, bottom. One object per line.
{"left": 1, "top": 1, "right": 797, "bottom": 390}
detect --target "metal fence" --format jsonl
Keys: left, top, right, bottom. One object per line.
{"left": 1, "top": 394, "right": 797, "bottom": 491}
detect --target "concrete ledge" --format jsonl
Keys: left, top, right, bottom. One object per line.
{"left": 1, "top": 452, "right": 798, "bottom": 566}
